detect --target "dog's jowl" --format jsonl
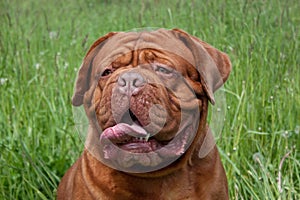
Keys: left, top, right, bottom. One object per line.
{"left": 57, "top": 28, "right": 231, "bottom": 200}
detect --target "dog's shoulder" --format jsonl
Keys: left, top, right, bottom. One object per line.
{"left": 57, "top": 154, "right": 83, "bottom": 199}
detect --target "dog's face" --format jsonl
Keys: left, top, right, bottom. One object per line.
{"left": 94, "top": 50, "right": 202, "bottom": 171}
{"left": 72, "top": 29, "right": 231, "bottom": 173}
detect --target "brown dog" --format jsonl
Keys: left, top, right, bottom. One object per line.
{"left": 57, "top": 28, "right": 231, "bottom": 200}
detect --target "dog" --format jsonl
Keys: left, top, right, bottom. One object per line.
{"left": 57, "top": 28, "right": 231, "bottom": 200}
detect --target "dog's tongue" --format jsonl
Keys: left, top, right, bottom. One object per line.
{"left": 100, "top": 123, "right": 148, "bottom": 143}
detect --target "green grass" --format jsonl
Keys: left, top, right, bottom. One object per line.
{"left": 0, "top": 0, "right": 299, "bottom": 199}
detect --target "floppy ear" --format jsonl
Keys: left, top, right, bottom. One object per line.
{"left": 172, "top": 29, "right": 232, "bottom": 104}
{"left": 72, "top": 32, "right": 117, "bottom": 106}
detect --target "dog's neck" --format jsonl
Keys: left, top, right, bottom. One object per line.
{"left": 80, "top": 148, "right": 216, "bottom": 199}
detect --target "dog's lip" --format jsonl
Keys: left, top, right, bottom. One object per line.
{"left": 119, "top": 109, "right": 145, "bottom": 128}
{"left": 118, "top": 138, "right": 163, "bottom": 153}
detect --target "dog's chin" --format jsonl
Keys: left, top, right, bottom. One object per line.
{"left": 98, "top": 118, "right": 196, "bottom": 173}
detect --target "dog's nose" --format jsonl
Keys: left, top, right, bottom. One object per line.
{"left": 117, "top": 72, "right": 145, "bottom": 95}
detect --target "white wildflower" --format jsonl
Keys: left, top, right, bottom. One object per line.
{"left": 35, "top": 63, "right": 41, "bottom": 70}
{"left": 49, "top": 31, "right": 58, "bottom": 39}
{"left": 63, "top": 62, "right": 69, "bottom": 69}
{"left": 0, "top": 78, "right": 8, "bottom": 85}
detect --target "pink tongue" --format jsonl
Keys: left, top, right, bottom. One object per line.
{"left": 100, "top": 123, "right": 147, "bottom": 142}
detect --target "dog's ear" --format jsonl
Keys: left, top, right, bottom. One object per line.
{"left": 172, "top": 29, "right": 232, "bottom": 104}
{"left": 72, "top": 32, "right": 118, "bottom": 106}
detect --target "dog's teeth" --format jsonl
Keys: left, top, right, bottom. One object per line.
{"left": 145, "top": 133, "right": 150, "bottom": 142}
{"left": 134, "top": 134, "right": 150, "bottom": 142}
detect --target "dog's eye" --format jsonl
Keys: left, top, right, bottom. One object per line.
{"left": 156, "top": 66, "right": 172, "bottom": 74}
{"left": 101, "top": 69, "right": 113, "bottom": 77}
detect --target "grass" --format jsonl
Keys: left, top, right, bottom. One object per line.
{"left": 0, "top": 0, "right": 299, "bottom": 199}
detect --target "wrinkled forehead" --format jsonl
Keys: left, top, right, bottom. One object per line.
{"left": 92, "top": 29, "right": 195, "bottom": 71}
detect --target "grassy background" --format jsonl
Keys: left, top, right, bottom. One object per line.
{"left": 0, "top": 0, "right": 299, "bottom": 199}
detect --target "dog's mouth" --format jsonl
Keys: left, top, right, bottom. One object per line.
{"left": 102, "top": 123, "right": 167, "bottom": 153}
{"left": 100, "top": 109, "right": 169, "bottom": 153}
{"left": 99, "top": 109, "right": 196, "bottom": 170}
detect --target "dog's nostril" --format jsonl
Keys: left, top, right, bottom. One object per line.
{"left": 118, "top": 77, "right": 127, "bottom": 87}
{"left": 133, "top": 78, "right": 143, "bottom": 87}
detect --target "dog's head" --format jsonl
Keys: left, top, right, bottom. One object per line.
{"left": 72, "top": 29, "right": 231, "bottom": 173}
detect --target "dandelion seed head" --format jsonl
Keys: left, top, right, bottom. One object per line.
{"left": 0, "top": 78, "right": 8, "bottom": 85}
{"left": 35, "top": 63, "right": 41, "bottom": 70}
{"left": 49, "top": 31, "right": 58, "bottom": 39}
